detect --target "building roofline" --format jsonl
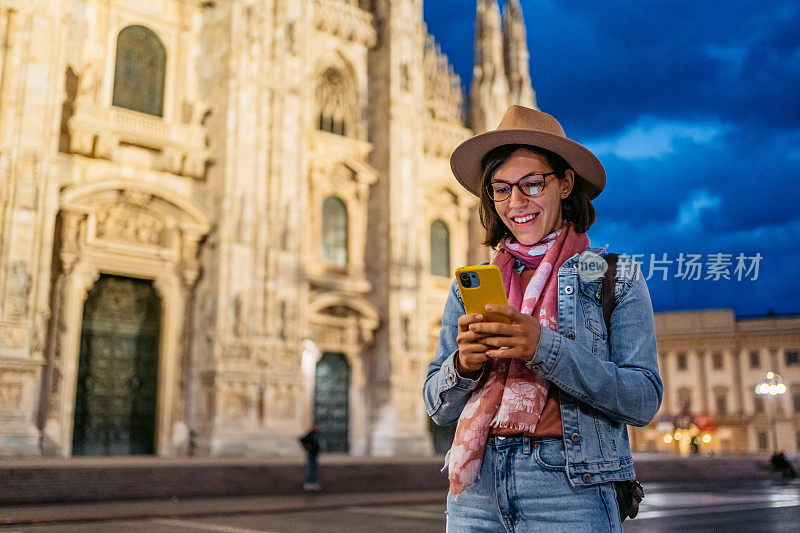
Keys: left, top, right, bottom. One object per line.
{"left": 655, "top": 308, "right": 800, "bottom": 321}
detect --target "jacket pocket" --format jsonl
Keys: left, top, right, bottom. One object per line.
{"left": 578, "top": 280, "right": 606, "bottom": 339}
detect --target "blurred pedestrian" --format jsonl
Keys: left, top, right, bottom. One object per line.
{"left": 424, "top": 105, "right": 662, "bottom": 531}
{"left": 770, "top": 450, "right": 797, "bottom": 481}
{"left": 300, "top": 422, "right": 322, "bottom": 491}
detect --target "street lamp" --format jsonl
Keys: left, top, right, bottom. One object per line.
{"left": 755, "top": 372, "right": 787, "bottom": 454}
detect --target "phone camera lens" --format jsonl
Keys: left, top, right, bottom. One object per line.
{"left": 459, "top": 272, "right": 472, "bottom": 288}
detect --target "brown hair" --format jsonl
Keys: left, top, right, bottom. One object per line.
{"left": 479, "top": 144, "right": 596, "bottom": 247}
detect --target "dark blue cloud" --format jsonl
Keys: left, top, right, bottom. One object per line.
{"left": 424, "top": 0, "right": 800, "bottom": 316}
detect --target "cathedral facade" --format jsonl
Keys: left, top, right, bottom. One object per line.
{"left": 0, "top": 0, "right": 536, "bottom": 457}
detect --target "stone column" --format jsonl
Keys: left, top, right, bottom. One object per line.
{"left": 0, "top": 3, "right": 64, "bottom": 456}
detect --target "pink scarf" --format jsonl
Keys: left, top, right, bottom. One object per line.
{"left": 448, "top": 222, "right": 590, "bottom": 499}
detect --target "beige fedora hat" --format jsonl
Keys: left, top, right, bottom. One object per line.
{"left": 450, "top": 105, "right": 606, "bottom": 199}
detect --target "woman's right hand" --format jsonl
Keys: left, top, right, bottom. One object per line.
{"left": 456, "top": 313, "right": 490, "bottom": 378}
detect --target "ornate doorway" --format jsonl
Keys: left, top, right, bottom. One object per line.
{"left": 314, "top": 352, "right": 350, "bottom": 453}
{"left": 72, "top": 275, "right": 161, "bottom": 455}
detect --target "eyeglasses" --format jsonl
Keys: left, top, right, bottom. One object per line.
{"left": 486, "top": 172, "right": 556, "bottom": 202}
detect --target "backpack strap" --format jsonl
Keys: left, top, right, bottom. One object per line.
{"left": 602, "top": 253, "right": 619, "bottom": 333}
{"left": 603, "top": 252, "right": 646, "bottom": 519}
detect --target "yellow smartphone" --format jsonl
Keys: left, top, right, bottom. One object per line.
{"left": 455, "top": 265, "right": 511, "bottom": 324}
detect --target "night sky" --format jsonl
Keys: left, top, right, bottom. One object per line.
{"left": 424, "top": 0, "right": 800, "bottom": 317}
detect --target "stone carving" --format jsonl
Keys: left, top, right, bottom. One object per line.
{"left": 0, "top": 381, "right": 24, "bottom": 411}
{"left": 197, "top": 289, "right": 217, "bottom": 344}
{"left": 93, "top": 134, "right": 115, "bottom": 160}
{"left": 223, "top": 390, "right": 250, "bottom": 418}
{"left": 58, "top": 211, "right": 83, "bottom": 272}
{"left": 76, "top": 61, "right": 101, "bottom": 105}
{"left": 402, "top": 313, "right": 411, "bottom": 352}
{"left": 183, "top": 154, "right": 206, "bottom": 179}
{"left": 30, "top": 310, "right": 47, "bottom": 355}
{"left": 286, "top": 20, "right": 297, "bottom": 55}
{"left": 266, "top": 381, "right": 295, "bottom": 419}
{"left": 422, "top": 116, "right": 469, "bottom": 158}
{"left": 95, "top": 203, "right": 166, "bottom": 246}
{"left": 224, "top": 343, "right": 250, "bottom": 361}
{"left": 15, "top": 151, "right": 39, "bottom": 209}
{"left": 181, "top": 99, "right": 211, "bottom": 127}
{"left": 316, "top": 67, "right": 358, "bottom": 139}
{"left": 259, "top": 346, "right": 300, "bottom": 374}
{"left": 68, "top": 130, "right": 95, "bottom": 157}
{"left": 5, "top": 261, "right": 32, "bottom": 318}
{"left": 400, "top": 62, "right": 411, "bottom": 92}
{"left": 180, "top": 235, "right": 201, "bottom": 286}
{"left": 0, "top": 324, "right": 26, "bottom": 349}
{"left": 245, "top": 2, "right": 267, "bottom": 48}
{"left": 311, "top": 0, "right": 376, "bottom": 48}
{"left": 423, "top": 34, "right": 464, "bottom": 124}
{"left": 334, "top": 163, "right": 357, "bottom": 185}
{"left": 279, "top": 299, "right": 297, "bottom": 341}
{"left": 229, "top": 293, "right": 248, "bottom": 337}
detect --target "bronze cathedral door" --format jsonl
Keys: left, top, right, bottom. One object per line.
{"left": 314, "top": 352, "right": 350, "bottom": 453}
{"left": 72, "top": 275, "right": 161, "bottom": 455}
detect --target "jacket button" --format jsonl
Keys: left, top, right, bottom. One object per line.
{"left": 570, "top": 432, "right": 580, "bottom": 443}
{"left": 595, "top": 290, "right": 602, "bottom": 300}
{"left": 582, "top": 473, "right": 591, "bottom": 483}
{"left": 533, "top": 443, "right": 540, "bottom": 450}
{"left": 531, "top": 362, "right": 542, "bottom": 371}
{"left": 564, "top": 286, "right": 574, "bottom": 294}
{"left": 566, "top": 331, "right": 575, "bottom": 340}
{"left": 447, "top": 372, "right": 455, "bottom": 384}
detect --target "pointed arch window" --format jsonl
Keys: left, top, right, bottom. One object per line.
{"left": 316, "top": 67, "right": 356, "bottom": 137}
{"left": 112, "top": 25, "right": 166, "bottom": 117}
{"left": 430, "top": 219, "right": 451, "bottom": 277}
{"left": 322, "top": 196, "right": 348, "bottom": 266}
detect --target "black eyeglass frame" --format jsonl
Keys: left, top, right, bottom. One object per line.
{"left": 486, "top": 172, "right": 557, "bottom": 202}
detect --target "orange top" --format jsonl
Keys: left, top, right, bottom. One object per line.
{"left": 490, "top": 264, "right": 563, "bottom": 438}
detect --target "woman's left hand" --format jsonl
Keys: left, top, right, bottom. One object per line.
{"left": 468, "top": 304, "right": 542, "bottom": 362}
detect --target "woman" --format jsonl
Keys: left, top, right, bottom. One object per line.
{"left": 423, "top": 105, "right": 662, "bottom": 532}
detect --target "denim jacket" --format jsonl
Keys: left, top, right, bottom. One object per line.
{"left": 423, "top": 247, "right": 663, "bottom": 487}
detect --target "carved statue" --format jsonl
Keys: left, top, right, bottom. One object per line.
{"left": 76, "top": 61, "right": 101, "bottom": 104}
{"left": 95, "top": 203, "right": 165, "bottom": 246}
{"left": 5, "top": 261, "right": 32, "bottom": 318}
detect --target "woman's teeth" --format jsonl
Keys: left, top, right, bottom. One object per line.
{"left": 512, "top": 213, "right": 538, "bottom": 223}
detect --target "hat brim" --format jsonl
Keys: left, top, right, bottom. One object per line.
{"left": 450, "top": 129, "right": 606, "bottom": 199}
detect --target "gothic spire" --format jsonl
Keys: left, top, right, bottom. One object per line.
{"left": 502, "top": 0, "right": 537, "bottom": 109}
{"left": 470, "top": 0, "right": 509, "bottom": 132}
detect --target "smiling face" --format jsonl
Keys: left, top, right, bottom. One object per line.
{"left": 491, "top": 148, "right": 575, "bottom": 245}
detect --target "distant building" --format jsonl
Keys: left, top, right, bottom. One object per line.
{"left": 631, "top": 310, "right": 800, "bottom": 455}
{"left": 0, "top": 0, "right": 535, "bottom": 457}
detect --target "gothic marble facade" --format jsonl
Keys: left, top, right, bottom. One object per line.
{"left": 0, "top": 0, "right": 536, "bottom": 457}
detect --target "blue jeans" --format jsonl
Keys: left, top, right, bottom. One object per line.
{"left": 446, "top": 436, "right": 621, "bottom": 532}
